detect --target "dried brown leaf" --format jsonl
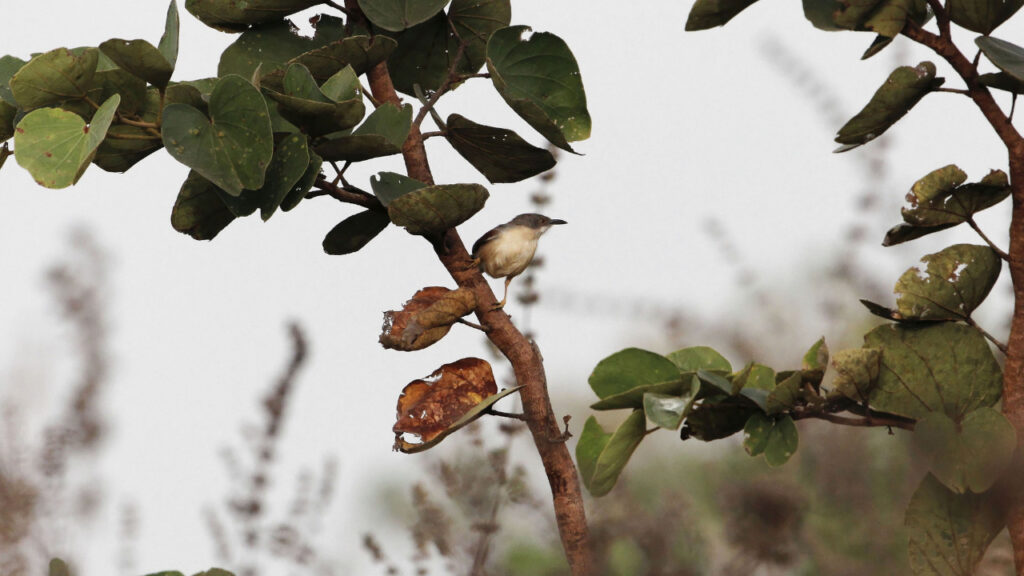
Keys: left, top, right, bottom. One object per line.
{"left": 379, "top": 286, "right": 476, "bottom": 351}
{"left": 393, "top": 358, "right": 498, "bottom": 445}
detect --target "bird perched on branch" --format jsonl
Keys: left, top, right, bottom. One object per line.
{"left": 472, "top": 213, "right": 567, "bottom": 308}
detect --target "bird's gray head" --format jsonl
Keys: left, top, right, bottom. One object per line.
{"left": 509, "top": 213, "right": 567, "bottom": 233}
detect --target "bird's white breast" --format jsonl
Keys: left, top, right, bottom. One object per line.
{"left": 479, "top": 226, "right": 539, "bottom": 278}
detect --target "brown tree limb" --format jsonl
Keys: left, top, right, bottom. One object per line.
{"left": 346, "top": 2, "right": 593, "bottom": 573}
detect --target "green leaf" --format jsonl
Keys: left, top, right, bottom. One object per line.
{"left": 159, "top": 0, "right": 180, "bottom": 68}
{"left": 265, "top": 64, "right": 365, "bottom": 137}
{"left": 914, "top": 408, "right": 1016, "bottom": 494}
{"left": 323, "top": 209, "right": 391, "bottom": 255}
{"left": 591, "top": 379, "right": 695, "bottom": 411}
{"left": 445, "top": 114, "right": 556, "bottom": 183}
{"left": 905, "top": 474, "right": 1005, "bottom": 576}
{"left": 949, "top": 0, "right": 1024, "bottom": 34}
{"left": 803, "top": 0, "right": 844, "bottom": 30}
{"left": 894, "top": 244, "right": 1001, "bottom": 321}
{"left": 978, "top": 72, "right": 1024, "bottom": 94}
{"left": 696, "top": 369, "right": 735, "bottom": 395}
{"left": 766, "top": 371, "right": 803, "bottom": 415}
{"left": 49, "top": 559, "right": 70, "bottom": 576}
{"left": 576, "top": 410, "right": 647, "bottom": 497}
{"left": 314, "top": 103, "right": 412, "bottom": 162}
{"left": 386, "top": 183, "right": 489, "bottom": 236}
{"left": 280, "top": 149, "right": 321, "bottom": 212}
{"left": 99, "top": 38, "right": 174, "bottom": 88}
{"left": 361, "top": 0, "right": 450, "bottom": 31}
{"left": 268, "top": 35, "right": 397, "bottom": 89}
{"left": 666, "top": 346, "right": 732, "bottom": 372}
{"left": 732, "top": 363, "right": 775, "bottom": 391}
{"left": 13, "top": 94, "right": 119, "bottom": 188}
{"left": 449, "top": 0, "right": 510, "bottom": 72}
{"left": 685, "top": 0, "right": 761, "bottom": 30}
{"left": 486, "top": 26, "right": 590, "bottom": 152}
{"left": 161, "top": 75, "right": 274, "bottom": 196}
{"left": 764, "top": 415, "right": 798, "bottom": 466}
{"left": 0, "top": 55, "right": 27, "bottom": 106}
{"left": 863, "top": 0, "right": 928, "bottom": 37}
{"left": 11, "top": 48, "right": 99, "bottom": 110}
{"left": 589, "top": 348, "right": 683, "bottom": 401}
{"left": 643, "top": 376, "right": 700, "bottom": 430}
{"left": 171, "top": 171, "right": 236, "bottom": 240}
{"left": 185, "top": 0, "right": 321, "bottom": 31}
{"left": 0, "top": 101, "right": 16, "bottom": 143}
{"left": 684, "top": 395, "right": 761, "bottom": 441}
{"left": 885, "top": 167, "right": 1010, "bottom": 246}
{"left": 834, "top": 62, "right": 943, "bottom": 152}
{"left": 742, "top": 412, "right": 772, "bottom": 456}
{"left": 370, "top": 171, "right": 428, "bottom": 206}
{"left": 321, "top": 65, "right": 361, "bottom": 102}
{"left": 977, "top": 36, "right": 1024, "bottom": 84}
{"left": 214, "top": 133, "right": 310, "bottom": 218}
{"left": 862, "top": 35, "right": 895, "bottom": 60}
{"left": 863, "top": 323, "right": 1002, "bottom": 420}
{"left": 829, "top": 348, "right": 881, "bottom": 402}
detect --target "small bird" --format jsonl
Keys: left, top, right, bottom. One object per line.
{"left": 472, "top": 213, "right": 567, "bottom": 308}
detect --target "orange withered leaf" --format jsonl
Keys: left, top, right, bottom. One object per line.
{"left": 379, "top": 286, "right": 476, "bottom": 351}
{"left": 393, "top": 358, "right": 498, "bottom": 451}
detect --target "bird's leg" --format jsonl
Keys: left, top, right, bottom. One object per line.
{"left": 492, "top": 276, "right": 514, "bottom": 310}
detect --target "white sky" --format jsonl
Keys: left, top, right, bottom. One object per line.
{"left": 2, "top": 1, "right": 1021, "bottom": 574}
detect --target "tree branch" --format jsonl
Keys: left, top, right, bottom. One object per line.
{"left": 309, "top": 177, "right": 383, "bottom": 210}
{"left": 346, "top": 2, "right": 592, "bottom": 573}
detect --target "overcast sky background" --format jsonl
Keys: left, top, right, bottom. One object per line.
{"left": 2, "top": 1, "right": 1022, "bottom": 574}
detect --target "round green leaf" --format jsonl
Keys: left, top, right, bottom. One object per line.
{"left": 949, "top": 0, "right": 1024, "bottom": 33}
{"left": 863, "top": 323, "right": 1001, "bottom": 420}
{"left": 449, "top": 0, "right": 510, "bottom": 72}
{"left": 280, "top": 149, "right": 321, "bottom": 212}
{"left": 218, "top": 19, "right": 340, "bottom": 78}
{"left": 99, "top": 38, "right": 174, "bottom": 88}
{"left": 914, "top": 408, "right": 1016, "bottom": 494}
{"left": 763, "top": 415, "right": 798, "bottom": 467}
{"left": 171, "top": 171, "right": 236, "bottom": 240}
{"left": 322, "top": 209, "right": 391, "bottom": 255}
{"left": 894, "top": 244, "right": 1001, "bottom": 321}
{"left": 589, "top": 348, "right": 683, "bottom": 401}
{"left": 643, "top": 376, "right": 700, "bottom": 430}
{"left": 361, "top": 0, "right": 450, "bottom": 31}
{"left": 266, "top": 66, "right": 366, "bottom": 137}
{"left": 14, "top": 94, "right": 119, "bottom": 188}
{"left": 829, "top": 348, "right": 881, "bottom": 402}
{"left": 94, "top": 89, "right": 164, "bottom": 172}
{"left": 666, "top": 346, "right": 732, "bottom": 372}
{"left": 576, "top": 410, "right": 647, "bottom": 497}
{"left": 742, "top": 412, "right": 772, "bottom": 456}
{"left": 445, "top": 114, "right": 555, "bottom": 183}
{"left": 486, "top": 26, "right": 590, "bottom": 152}
{"left": 834, "top": 62, "right": 943, "bottom": 152}
{"left": 905, "top": 474, "right": 1004, "bottom": 576}
{"left": 185, "top": 0, "right": 321, "bottom": 31}
{"left": 268, "top": 35, "right": 397, "bottom": 89}
{"left": 258, "top": 133, "right": 310, "bottom": 220}
{"left": 314, "top": 102, "right": 411, "bottom": 162}
{"left": 161, "top": 75, "right": 274, "bottom": 196}
{"left": 11, "top": 48, "right": 99, "bottom": 110}
{"left": 386, "top": 183, "right": 489, "bottom": 236}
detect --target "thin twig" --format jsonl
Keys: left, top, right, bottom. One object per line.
{"left": 310, "top": 177, "right": 383, "bottom": 210}
{"left": 322, "top": 0, "right": 349, "bottom": 14}
{"left": 967, "top": 217, "right": 1011, "bottom": 261}
{"left": 487, "top": 409, "right": 527, "bottom": 421}
{"left": 421, "top": 130, "right": 445, "bottom": 139}
{"left": 966, "top": 316, "right": 1010, "bottom": 354}
{"left": 456, "top": 318, "right": 488, "bottom": 332}
{"left": 412, "top": 42, "right": 466, "bottom": 130}
{"left": 936, "top": 87, "right": 970, "bottom": 95}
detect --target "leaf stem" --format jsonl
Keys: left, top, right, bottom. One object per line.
{"left": 487, "top": 408, "right": 527, "bottom": 421}
{"left": 309, "top": 176, "right": 383, "bottom": 210}
{"left": 966, "top": 316, "right": 1010, "bottom": 354}
{"left": 411, "top": 42, "right": 466, "bottom": 131}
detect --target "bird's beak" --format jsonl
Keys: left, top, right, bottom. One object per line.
{"left": 550, "top": 219, "right": 567, "bottom": 225}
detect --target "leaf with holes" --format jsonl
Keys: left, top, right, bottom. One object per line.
{"left": 13, "top": 94, "right": 119, "bottom": 188}
{"left": 379, "top": 286, "right": 476, "bottom": 350}
{"left": 834, "top": 62, "right": 943, "bottom": 152}
{"left": 161, "top": 75, "right": 274, "bottom": 196}
{"left": 905, "top": 474, "right": 1004, "bottom": 576}
{"left": 263, "top": 36, "right": 397, "bottom": 91}
{"left": 386, "top": 183, "right": 488, "bottom": 237}
{"left": 392, "top": 358, "right": 502, "bottom": 451}
{"left": 185, "top": 0, "right": 322, "bottom": 31}
{"left": 486, "top": 26, "right": 590, "bottom": 152}
{"left": 446, "top": 114, "right": 555, "bottom": 183}
{"left": 370, "top": 171, "right": 428, "bottom": 206}
{"left": 685, "top": 0, "right": 762, "bottom": 30}
{"left": 894, "top": 244, "right": 1001, "bottom": 321}
{"left": 829, "top": 348, "right": 881, "bottom": 403}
